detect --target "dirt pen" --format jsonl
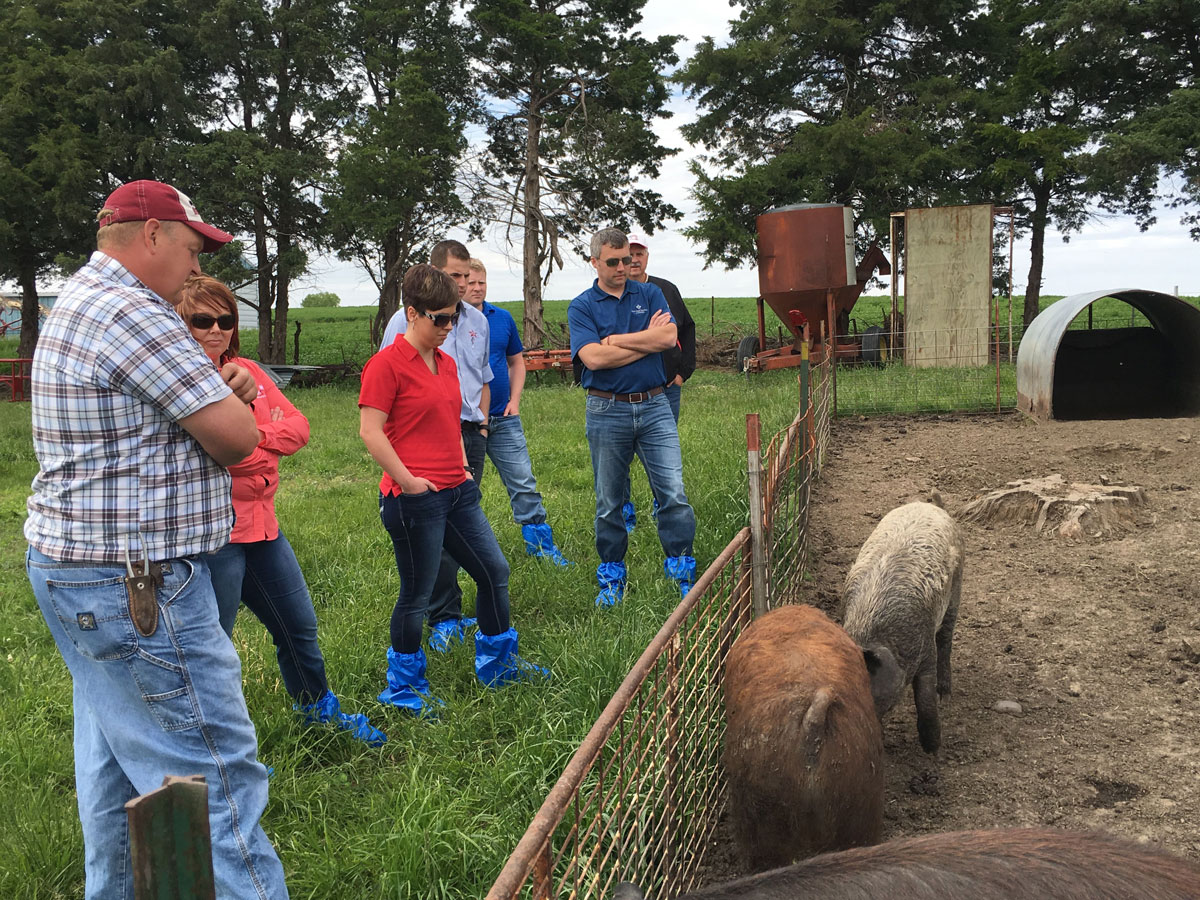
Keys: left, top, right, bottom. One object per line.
{"left": 489, "top": 338, "right": 1200, "bottom": 898}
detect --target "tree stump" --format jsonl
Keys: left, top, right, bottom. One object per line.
{"left": 959, "top": 474, "right": 1148, "bottom": 541}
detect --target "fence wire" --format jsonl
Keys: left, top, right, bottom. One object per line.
{"left": 488, "top": 366, "right": 829, "bottom": 900}
{"left": 832, "top": 325, "right": 1016, "bottom": 415}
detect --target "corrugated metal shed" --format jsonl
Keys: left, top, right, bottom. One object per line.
{"left": 1017, "top": 289, "right": 1200, "bottom": 420}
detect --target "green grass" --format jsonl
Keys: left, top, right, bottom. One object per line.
{"left": 0, "top": 369, "right": 807, "bottom": 899}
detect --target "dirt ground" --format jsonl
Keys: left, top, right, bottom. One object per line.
{"left": 700, "top": 410, "right": 1200, "bottom": 885}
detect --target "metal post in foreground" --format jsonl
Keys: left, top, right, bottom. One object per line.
{"left": 746, "top": 414, "right": 769, "bottom": 617}
{"left": 125, "top": 774, "right": 215, "bottom": 900}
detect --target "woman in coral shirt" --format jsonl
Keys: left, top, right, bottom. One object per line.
{"left": 178, "top": 275, "right": 384, "bottom": 747}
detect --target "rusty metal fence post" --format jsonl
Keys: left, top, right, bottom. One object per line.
{"left": 488, "top": 365, "right": 834, "bottom": 900}
{"left": 125, "top": 774, "right": 215, "bottom": 900}
{"left": 745, "top": 414, "right": 769, "bottom": 617}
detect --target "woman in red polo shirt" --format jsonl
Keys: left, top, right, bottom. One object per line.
{"left": 359, "top": 264, "right": 549, "bottom": 717}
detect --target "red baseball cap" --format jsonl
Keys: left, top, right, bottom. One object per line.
{"left": 98, "top": 180, "right": 233, "bottom": 253}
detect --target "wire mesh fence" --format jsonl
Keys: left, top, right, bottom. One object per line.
{"left": 832, "top": 326, "right": 1016, "bottom": 416}
{"left": 487, "top": 361, "right": 831, "bottom": 900}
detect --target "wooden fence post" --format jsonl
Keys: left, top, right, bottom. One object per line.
{"left": 125, "top": 774, "right": 215, "bottom": 900}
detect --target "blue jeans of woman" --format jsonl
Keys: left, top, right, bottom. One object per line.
{"left": 485, "top": 413, "right": 549, "bottom": 525}
{"left": 25, "top": 547, "right": 288, "bottom": 900}
{"left": 379, "top": 479, "right": 511, "bottom": 653}
{"left": 207, "top": 532, "right": 330, "bottom": 705}
{"left": 585, "top": 392, "right": 696, "bottom": 563}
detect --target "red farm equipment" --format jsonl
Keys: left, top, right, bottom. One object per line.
{"left": 739, "top": 204, "right": 892, "bottom": 373}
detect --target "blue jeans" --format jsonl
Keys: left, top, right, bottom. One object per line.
{"left": 665, "top": 382, "right": 682, "bottom": 423}
{"left": 207, "top": 533, "right": 330, "bottom": 705}
{"left": 379, "top": 479, "right": 511, "bottom": 653}
{"left": 623, "top": 384, "right": 684, "bottom": 509}
{"left": 486, "top": 413, "right": 548, "bottom": 525}
{"left": 426, "top": 426, "right": 488, "bottom": 626}
{"left": 25, "top": 547, "right": 288, "bottom": 900}
{"left": 585, "top": 392, "right": 696, "bottom": 563}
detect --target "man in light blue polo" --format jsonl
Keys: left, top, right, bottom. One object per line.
{"left": 568, "top": 227, "right": 697, "bottom": 606}
{"left": 465, "top": 258, "right": 571, "bottom": 566}
{"left": 380, "top": 239, "right": 492, "bottom": 652}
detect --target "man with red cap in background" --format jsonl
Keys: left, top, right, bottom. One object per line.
{"left": 24, "top": 180, "right": 290, "bottom": 898}
{"left": 620, "top": 232, "right": 696, "bottom": 533}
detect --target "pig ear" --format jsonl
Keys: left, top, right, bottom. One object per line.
{"left": 862, "top": 645, "right": 904, "bottom": 708}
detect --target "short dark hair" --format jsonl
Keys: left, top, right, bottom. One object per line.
{"left": 429, "top": 240, "right": 470, "bottom": 270}
{"left": 590, "top": 228, "right": 628, "bottom": 258}
{"left": 402, "top": 264, "right": 459, "bottom": 313}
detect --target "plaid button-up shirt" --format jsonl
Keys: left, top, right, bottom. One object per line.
{"left": 25, "top": 252, "right": 235, "bottom": 564}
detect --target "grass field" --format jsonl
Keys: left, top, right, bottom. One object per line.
{"left": 0, "top": 365, "right": 808, "bottom": 899}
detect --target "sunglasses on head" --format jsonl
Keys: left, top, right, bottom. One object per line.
{"left": 602, "top": 255, "right": 633, "bottom": 268}
{"left": 420, "top": 303, "right": 462, "bottom": 328}
{"left": 190, "top": 313, "right": 236, "bottom": 331}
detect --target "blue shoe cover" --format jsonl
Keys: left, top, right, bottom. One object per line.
{"left": 622, "top": 501, "right": 636, "bottom": 533}
{"left": 521, "top": 523, "right": 573, "bottom": 567}
{"left": 664, "top": 555, "right": 697, "bottom": 598}
{"left": 428, "top": 618, "right": 470, "bottom": 653}
{"left": 595, "top": 561, "right": 627, "bottom": 608}
{"left": 474, "top": 627, "right": 551, "bottom": 687}
{"left": 377, "top": 648, "right": 444, "bottom": 719}
{"left": 297, "top": 690, "right": 388, "bottom": 747}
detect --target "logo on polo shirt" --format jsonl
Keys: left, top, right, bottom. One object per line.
{"left": 633, "top": 303, "right": 646, "bottom": 314}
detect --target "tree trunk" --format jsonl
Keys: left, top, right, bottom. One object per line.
{"left": 522, "top": 86, "right": 547, "bottom": 350}
{"left": 255, "top": 199, "right": 274, "bottom": 362}
{"left": 1022, "top": 178, "right": 1051, "bottom": 328}
{"left": 373, "top": 228, "right": 405, "bottom": 348}
{"left": 18, "top": 263, "right": 40, "bottom": 359}
{"left": 271, "top": 227, "right": 290, "bottom": 365}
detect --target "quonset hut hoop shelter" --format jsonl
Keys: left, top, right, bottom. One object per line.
{"left": 1017, "top": 289, "right": 1200, "bottom": 420}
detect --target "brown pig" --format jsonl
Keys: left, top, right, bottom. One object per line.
{"left": 723, "top": 604, "right": 884, "bottom": 872}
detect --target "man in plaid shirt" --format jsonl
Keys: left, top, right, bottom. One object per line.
{"left": 24, "top": 180, "right": 290, "bottom": 899}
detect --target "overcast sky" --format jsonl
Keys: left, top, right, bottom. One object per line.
{"left": 11, "top": 0, "right": 1199, "bottom": 305}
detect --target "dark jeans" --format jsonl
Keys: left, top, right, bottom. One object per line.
{"left": 379, "top": 478, "right": 510, "bottom": 653}
{"left": 208, "top": 532, "right": 330, "bottom": 705}
{"left": 427, "top": 423, "right": 488, "bottom": 625}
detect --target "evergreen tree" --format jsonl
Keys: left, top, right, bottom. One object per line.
{"left": 186, "top": 0, "right": 355, "bottom": 363}
{"left": 676, "top": 0, "right": 974, "bottom": 269}
{"left": 327, "top": 0, "right": 474, "bottom": 345}
{"left": 0, "top": 0, "right": 200, "bottom": 356}
{"left": 468, "top": 0, "right": 680, "bottom": 346}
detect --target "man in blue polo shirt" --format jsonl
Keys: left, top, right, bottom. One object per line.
{"left": 568, "top": 227, "right": 697, "bottom": 606}
{"left": 466, "top": 258, "right": 571, "bottom": 566}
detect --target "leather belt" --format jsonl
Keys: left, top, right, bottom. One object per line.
{"left": 587, "top": 386, "right": 664, "bottom": 403}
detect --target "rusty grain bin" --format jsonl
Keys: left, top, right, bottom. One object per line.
{"left": 746, "top": 205, "right": 889, "bottom": 371}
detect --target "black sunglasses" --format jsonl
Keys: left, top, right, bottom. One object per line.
{"left": 602, "top": 255, "right": 633, "bottom": 268}
{"left": 420, "top": 303, "right": 462, "bottom": 328}
{"left": 190, "top": 313, "right": 236, "bottom": 331}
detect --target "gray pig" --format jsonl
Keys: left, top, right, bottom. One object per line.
{"left": 841, "top": 499, "right": 963, "bottom": 753}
